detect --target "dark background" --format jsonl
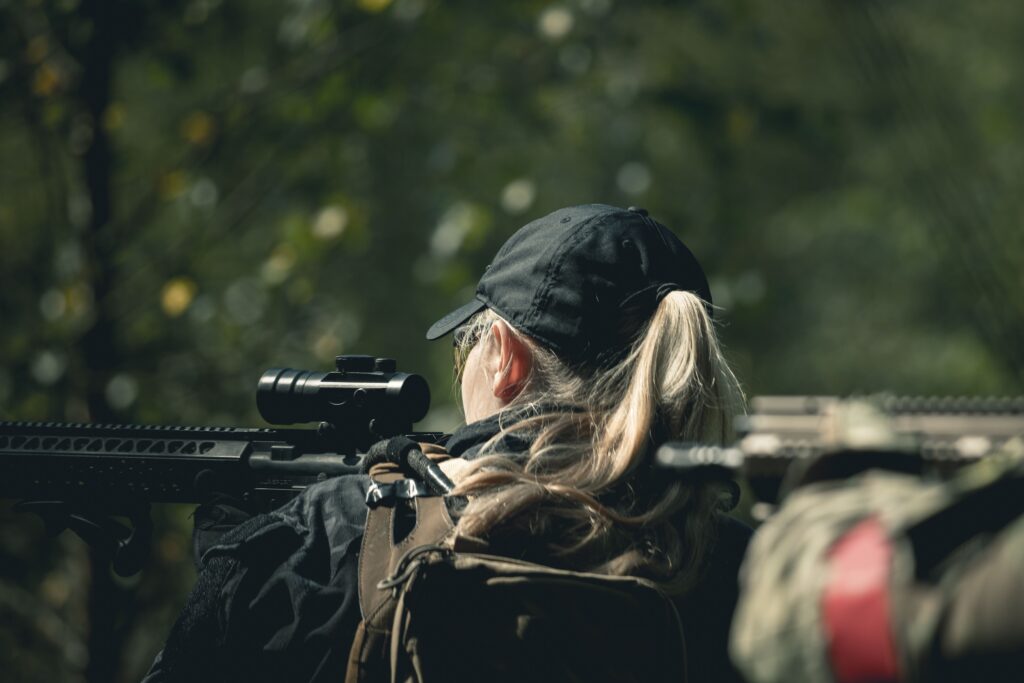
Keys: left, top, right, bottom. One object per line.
{"left": 2, "top": 1, "right": 1023, "bottom": 681}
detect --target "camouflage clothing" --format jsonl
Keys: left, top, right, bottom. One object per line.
{"left": 731, "top": 448, "right": 1024, "bottom": 683}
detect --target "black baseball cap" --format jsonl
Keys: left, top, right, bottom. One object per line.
{"left": 425, "top": 204, "right": 713, "bottom": 366}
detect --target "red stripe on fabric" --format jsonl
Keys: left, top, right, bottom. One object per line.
{"left": 822, "top": 517, "right": 901, "bottom": 683}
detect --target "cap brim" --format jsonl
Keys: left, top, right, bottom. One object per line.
{"left": 425, "top": 298, "right": 487, "bottom": 340}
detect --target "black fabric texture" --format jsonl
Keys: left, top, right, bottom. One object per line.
{"left": 156, "top": 514, "right": 273, "bottom": 682}
{"left": 425, "top": 204, "right": 713, "bottom": 367}
{"left": 142, "top": 475, "right": 372, "bottom": 683}
{"left": 191, "top": 494, "right": 258, "bottom": 570}
{"left": 144, "top": 412, "right": 751, "bottom": 683}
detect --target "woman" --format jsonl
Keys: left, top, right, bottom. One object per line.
{"left": 144, "top": 204, "right": 750, "bottom": 683}
{"left": 432, "top": 203, "right": 745, "bottom": 586}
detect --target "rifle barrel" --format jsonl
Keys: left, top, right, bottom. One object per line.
{"left": 0, "top": 421, "right": 364, "bottom": 509}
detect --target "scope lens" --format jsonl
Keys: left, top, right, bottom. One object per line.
{"left": 257, "top": 368, "right": 327, "bottom": 425}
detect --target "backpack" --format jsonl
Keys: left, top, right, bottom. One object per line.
{"left": 345, "top": 453, "right": 689, "bottom": 683}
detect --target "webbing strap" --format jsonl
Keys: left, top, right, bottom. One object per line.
{"left": 365, "top": 479, "right": 433, "bottom": 508}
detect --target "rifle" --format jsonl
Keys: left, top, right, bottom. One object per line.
{"left": 658, "top": 395, "right": 1024, "bottom": 511}
{"left": 0, "top": 355, "right": 434, "bottom": 575}
{"left": 6, "top": 376, "right": 1023, "bottom": 572}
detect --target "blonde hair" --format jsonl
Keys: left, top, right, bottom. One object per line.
{"left": 449, "top": 290, "right": 745, "bottom": 593}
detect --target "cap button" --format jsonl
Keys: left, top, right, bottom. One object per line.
{"left": 627, "top": 206, "right": 649, "bottom": 217}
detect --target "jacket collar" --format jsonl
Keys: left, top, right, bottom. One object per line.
{"left": 445, "top": 404, "right": 568, "bottom": 459}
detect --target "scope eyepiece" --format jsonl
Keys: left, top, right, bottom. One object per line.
{"left": 256, "top": 357, "right": 430, "bottom": 442}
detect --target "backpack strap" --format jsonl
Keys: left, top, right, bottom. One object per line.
{"left": 346, "top": 445, "right": 456, "bottom": 683}
{"left": 903, "top": 459, "right": 1024, "bottom": 578}
{"left": 358, "top": 483, "right": 456, "bottom": 623}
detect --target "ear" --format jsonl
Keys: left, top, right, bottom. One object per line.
{"left": 488, "top": 319, "right": 532, "bottom": 402}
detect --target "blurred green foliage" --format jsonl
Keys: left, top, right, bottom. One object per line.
{"left": 1, "top": 0, "right": 1023, "bottom": 681}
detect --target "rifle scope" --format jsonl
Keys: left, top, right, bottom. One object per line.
{"left": 256, "top": 355, "right": 430, "bottom": 432}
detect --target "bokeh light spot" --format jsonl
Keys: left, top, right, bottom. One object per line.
{"left": 314, "top": 332, "right": 340, "bottom": 361}
{"left": 105, "top": 374, "right": 139, "bottom": 411}
{"left": 161, "top": 277, "right": 198, "bottom": 317}
{"left": 616, "top": 162, "right": 652, "bottom": 195}
{"left": 239, "top": 66, "right": 269, "bottom": 94}
{"left": 31, "top": 351, "right": 66, "bottom": 386}
{"left": 353, "top": 96, "right": 398, "bottom": 130}
{"left": 69, "top": 117, "right": 94, "bottom": 155}
{"left": 393, "top": 0, "right": 425, "bottom": 21}
{"left": 312, "top": 205, "right": 349, "bottom": 240}
{"left": 40, "top": 573, "right": 71, "bottom": 608}
{"left": 261, "top": 244, "right": 298, "bottom": 284}
{"left": 357, "top": 0, "right": 393, "bottom": 13}
{"left": 189, "top": 178, "right": 219, "bottom": 208}
{"left": 67, "top": 191, "right": 92, "bottom": 228}
{"left": 39, "top": 289, "right": 67, "bottom": 321}
{"left": 500, "top": 178, "right": 537, "bottom": 214}
{"left": 65, "top": 283, "right": 94, "bottom": 320}
{"left": 181, "top": 111, "right": 216, "bottom": 146}
{"left": 159, "top": 170, "right": 188, "bottom": 201}
{"left": 431, "top": 202, "right": 489, "bottom": 258}
{"left": 538, "top": 6, "right": 574, "bottom": 40}
{"left": 32, "top": 63, "right": 61, "bottom": 97}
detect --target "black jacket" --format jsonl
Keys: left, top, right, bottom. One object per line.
{"left": 143, "top": 415, "right": 752, "bottom": 683}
